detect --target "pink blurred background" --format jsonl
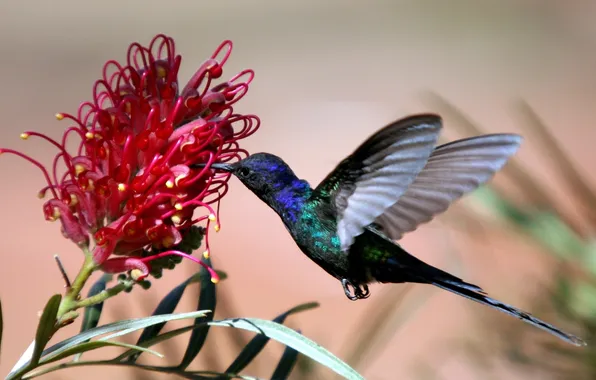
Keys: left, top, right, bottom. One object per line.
{"left": 1, "top": 0, "right": 595, "bottom": 379}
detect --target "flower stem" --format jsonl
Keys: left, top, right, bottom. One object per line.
{"left": 56, "top": 252, "right": 97, "bottom": 323}
{"left": 8, "top": 254, "right": 131, "bottom": 379}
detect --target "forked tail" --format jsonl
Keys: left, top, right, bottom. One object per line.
{"left": 430, "top": 277, "right": 586, "bottom": 346}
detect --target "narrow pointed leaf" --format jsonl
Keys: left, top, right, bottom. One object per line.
{"left": 23, "top": 362, "right": 255, "bottom": 380}
{"left": 127, "top": 275, "right": 197, "bottom": 362}
{"left": 130, "top": 269, "right": 226, "bottom": 362}
{"left": 271, "top": 333, "right": 300, "bottom": 379}
{"left": 183, "top": 372, "right": 258, "bottom": 380}
{"left": 178, "top": 257, "right": 218, "bottom": 369}
{"left": 80, "top": 275, "right": 108, "bottom": 335}
{"left": 31, "top": 294, "right": 61, "bottom": 366}
{"left": 0, "top": 298, "right": 3, "bottom": 359}
{"left": 210, "top": 317, "right": 363, "bottom": 380}
{"left": 74, "top": 275, "right": 110, "bottom": 361}
{"left": 113, "top": 325, "right": 201, "bottom": 361}
{"left": 225, "top": 302, "right": 319, "bottom": 374}
{"left": 40, "top": 340, "right": 162, "bottom": 365}
{"left": 36, "top": 310, "right": 209, "bottom": 364}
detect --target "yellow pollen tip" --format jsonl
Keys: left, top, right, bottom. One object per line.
{"left": 174, "top": 173, "right": 188, "bottom": 187}
{"left": 171, "top": 215, "right": 182, "bottom": 224}
{"left": 214, "top": 224, "right": 220, "bottom": 232}
{"left": 20, "top": 133, "right": 30, "bottom": 140}
{"left": 74, "top": 164, "right": 85, "bottom": 175}
{"left": 117, "top": 183, "right": 126, "bottom": 192}
{"left": 162, "top": 236, "right": 175, "bottom": 248}
{"left": 174, "top": 203, "right": 183, "bottom": 211}
{"left": 85, "top": 132, "right": 94, "bottom": 140}
{"left": 166, "top": 180, "right": 174, "bottom": 188}
{"left": 210, "top": 277, "right": 219, "bottom": 284}
{"left": 37, "top": 192, "right": 45, "bottom": 199}
{"left": 208, "top": 214, "right": 216, "bottom": 222}
{"left": 130, "top": 269, "right": 144, "bottom": 281}
{"left": 69, "top": 194, "right": 78, "bottom": 206}
{"left": 202, "top": 250, "right": 210, "bottom": 259}
{"left": 55, "top": 113, "right": 64, "bottom": 120}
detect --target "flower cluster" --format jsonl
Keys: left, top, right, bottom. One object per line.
{"left": 1, "top": 34, "right": 259, "bottom": 282}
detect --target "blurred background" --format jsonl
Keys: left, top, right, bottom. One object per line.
{"left": 1, "top": 0, "right": 596, "bottom": 379}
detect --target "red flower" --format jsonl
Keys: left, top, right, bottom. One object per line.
{"left": 1, "top": 34, "right": 259, "bottom": 282}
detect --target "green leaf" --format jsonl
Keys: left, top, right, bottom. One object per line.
{"left": 74, "top": 275, "right": 109, "bottom": 361}
{"left": 40, "top": 341, "right": 162, "bottom": 366}
{"left": 129, "top": 269, "right": 226, "bottom": 362}
{"left": 32, "top": 294, "right": 61, "bottom": 366}
{"left": 570, "top": 282, "right": 596, "bottom": 319}
{"left": 184, "top": 372, "right": 259, "bottom": 380}
{"left": 225, "top": 302, "right": 318, "bottom": 375}
{"left": 22, "top": 360, "right": 258, "bottom": 380}
{"left": 212, "top": 318, "right": 362, "bottom": 379}
{"left": 128, "top": 272, "right": 200, "bottom": 362}
{"left": 472, "top": 186, "right": 532, "bottom": 226}
{"left": 37, "top": 310, "right": 210, "bottom": 365}
{"left": 581, "top": 239, "right": 596, "bottom": 276}
{"left": 526, "top": 212, "right": 585, "bottom": 259}
{"left": 0, "top": 298, "right": 3, "bottom": 359}
{"left": 270, "top": 332, "right": 300, "bottom": 379}
{"left": 178, "top": 257, "right": 218, "bottom": 369}
{"left": 112, "top": 325, "right": 201, "bottom": 361}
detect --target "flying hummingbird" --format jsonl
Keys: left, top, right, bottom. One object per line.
{"left": 201, "top": 113, "right": 585, "bottom": 346}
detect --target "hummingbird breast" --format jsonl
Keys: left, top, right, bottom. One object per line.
{"left": 285, "top": 202, "right": 368, "bottom": 282}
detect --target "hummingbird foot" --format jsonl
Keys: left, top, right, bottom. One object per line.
{"left": 341, "top": 278, "right": 370, "bottom": 301}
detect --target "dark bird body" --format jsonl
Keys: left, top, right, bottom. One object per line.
{"left": 203, "top": 114, "right": 586, "bottom": 346}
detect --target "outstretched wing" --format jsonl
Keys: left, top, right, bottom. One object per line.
{"left": 314, "top": 114, "right": 443, "bottom": 251}
{"left": 373, "top": 134, "right": 522, "bottom": 240}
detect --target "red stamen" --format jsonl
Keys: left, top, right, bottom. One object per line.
{"left": 141, "top": 250, "right": 219, "bottom": 283}
{"left": 0, "top": 149, "right": 59, "bottom": 199}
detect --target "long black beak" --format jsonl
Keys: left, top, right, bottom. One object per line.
{"left": 193, "top": 162, "right": 234, "bottom": 172}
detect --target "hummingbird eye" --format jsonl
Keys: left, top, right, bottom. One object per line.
{"left": 237, "top": 167, "right": 250, "bottom": 177}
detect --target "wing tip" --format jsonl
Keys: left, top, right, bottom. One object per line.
{"left": 402, "top": 113, "right": 443, "bottom": 128}
{"left": 567, "top": 335, "right": 588, "bottom": 347}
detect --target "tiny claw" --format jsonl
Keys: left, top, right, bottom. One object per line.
{"left": 359, "top": 284, "right": 371, "bottom": 299}
{"left": 341, "top": 278, "right": 370, "bottom": 301}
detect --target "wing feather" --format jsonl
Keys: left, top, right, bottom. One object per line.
{"left": 314, "top": 114, "right": 443, "bottom": 251}
{"left": 373, "top": 134, "right": 522, "bottom": 240}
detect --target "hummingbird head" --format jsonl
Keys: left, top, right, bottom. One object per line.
{"left": 207, "top": 153, "right": 302, "bottom": 202}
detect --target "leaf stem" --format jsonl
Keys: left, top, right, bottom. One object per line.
{"left": 74, "top": 280, "right": 133, "bottom": 309}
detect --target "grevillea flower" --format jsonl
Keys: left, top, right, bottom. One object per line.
{"left": 0, "top": 34, "right": 259, "bottom": 283}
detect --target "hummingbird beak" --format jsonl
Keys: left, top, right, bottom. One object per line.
{"left": 210, "top": 163, "right": 234, "bottom": 172}
{"left": 193, "top": 162, "right": 234, "bottom": 172}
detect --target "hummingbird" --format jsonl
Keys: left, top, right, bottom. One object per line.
{"left": 200, "top": 113, "right": 586, "bottom": 346}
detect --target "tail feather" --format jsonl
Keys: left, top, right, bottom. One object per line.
{"left": 430, "top": 278, "right": 586, "bottom": 347}
{"left": 372, "top": 240, "right": 585, "bottom": 346}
